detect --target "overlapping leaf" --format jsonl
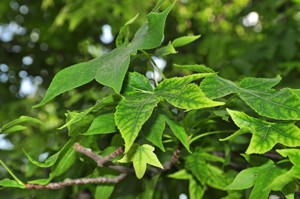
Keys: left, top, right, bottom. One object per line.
{"left": 34, "top": 2, "right": 175, "bottom": 107}
{"left": 226, "top": 109, "right": 300, "bottom": 154}
{"left": 0, "top": 116, "right": 42, "bottom": 134}
{"left": 267, "top": 149, "right": 300, "bottom": 194}
{"left": 118, "top": 144, "right": 163, "bottom": 179}
{"left": 0, "top": 160, "right": 25, "bottom": 188}
{"left": 82, "top": 113, "right": 117, "bottom": 135}
{"left": 116, "top": 73, "right": 223, "bottom": 152}
{"left": 200, "top": 74, "right": 300, "bottom": 120}
{"left": 225, "top": 155, "right": 288, "bottom": 199}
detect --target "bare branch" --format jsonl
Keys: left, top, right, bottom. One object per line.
{"left": 99, "top": 146, "right": 124, "bottom": 167}
{"left": 74, "top": 142, "right": 103, "bottom": 163}
{"left": 26, "top": 173, "right": 127, "bottom": 190}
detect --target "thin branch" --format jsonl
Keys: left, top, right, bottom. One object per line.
{"left": 100, "top": 146, "right": 124, "bottom": 167}
{"left": 147, "top": 145, "right": 182, "bottom": 177}
{"left": 25, "top": 173, "right": 127, "bottom": 190}
{"left": 73, "top": 142, "right": 103, "bottom": 164}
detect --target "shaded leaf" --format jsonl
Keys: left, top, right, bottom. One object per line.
{"left": 119, "top": 144, "right": 163, "bottom": 179}
{"left": 35, "top": 2, "right": 174, "bottom": 107}
{"left": 227, "top": 109, "right": 300, "bottom": 154}
{"left": 189, "top": 176, "right": 205, "bottom": 199}
{"left": 116, "top": 13, "right": 139, "bottom": 47}
{"left": 66, "top": 111, "right": 95, "bottom": 137}
{"left": 0, "top": 159, "right": 25, "bottom": 186}
{"left": 185, "top": 152, "right": 209, "bottom": 185}
{"left": 23, "top": 150, "right": 60, "bottom": 168}
{"left": 82, "top": 113, "right": 117, "bottom": 135}
{"left": 156, "top": 41, "right": 177, "bottom": 56}
{"left": 123, "top": 72, "right": 154, "bottom": 96}
{"left": 168, "top": 169, "right": 192, "bottom": 180}
{"left": 225, "top": 155, "right": 287, "bottom": 199}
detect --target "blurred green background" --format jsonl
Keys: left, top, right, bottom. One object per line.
{"left": 0, "top": 0, "right": 299, "bottom": 198}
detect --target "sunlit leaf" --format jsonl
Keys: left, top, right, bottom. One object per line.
{"left": 118, "top": 144, "right": 163, "bottom": 179}
{"left": 200, "top": 74, "right": 300, "bottom": 120}
{"left": 227, "top": 109, "right": 300, "bottom": 154}
{"left": 172, "top": 35, "right": 201, "bottom": 47}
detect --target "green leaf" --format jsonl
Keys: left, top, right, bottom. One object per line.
{"left": 0, "top": 116, "right": 42, "bottom": 134}
{"left": 23, "top": 150, "right": 60, "bottom": 168}
{"left": 116, "top": 13, "right": 139, "bottom": 48}
{"left": 123, "top": 72, "right": 154, "bottom": 96}
{"left": 168, "top": 169, "right": 192, "bottom": 180}
{"left": 156, "top": 41, "right": 177, "bottom": 56}
{"left": 66, "top": 111, "right": 95, "bottom": 137}
{"left": 200, "top": 74, "right": 300, "bottom": 120}
{"left": 119, "top": 144, "right": 163, "bottom": 179}
{"left": 35, "top": 2, "right": 174, "bottom": 107}
{"left": 174, "top": 64, "right": 214, "bottom": 73}
{"left": 59, "top": 95, "right": 121, "bottom": 129}
{"left": 165, "top": 117, "right": 191, "bottom": 153}
{"left": 116, "top": 93, "right": 160, "bottom": 152}
{"left": 155, "top": 74, "right": 224, "bottom": 110}
{"left": 0, "top": 179, "right": 26, "bottom": 189}
{"left": 189, "top": 177, "right": 205, "bottom": 199}
{"left": 0, "top": 159, "right": 25, "bottom": 186}
{"left": 219, "top": 128, "right": 250, "bottom": 141}
{"left": 225, "top": 156, "right": 287, "bottom": 199}
{"left": 185, "top": 152, "right": 209, "bottom": 185}
{"left": 227, "top": 109, "right": 300, "bottom": 154}
{"left": 95, "top": 183, "right": 115, "bottom": 199}
{"left": 172, "top": 35, "right": 201, "bottom": 47}
{"left": 28, "top": 136, "right": 89, "bottom": 185}
{"left": 136, "top": 174, "right": 160, "bottom": 199}
{"left": 82, "top": 113, "right": 117, "bottom": 135}
{"left": 142, "top": 110, "right": 166, "bottom": 151}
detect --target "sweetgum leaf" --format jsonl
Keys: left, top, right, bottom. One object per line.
{"left": 116, "top": 93, "right": 160, "bottom": 152}
{"left": 118, "top": 144, "right": 163, "bottom": 179}
{"left": 0, "top": 179, "right": 26, "bottom": 189}
{"left": 172, "top": 35, "right": 201, "bottom": 47}
{"left": 225, "top": 155, "right": 287, "bottom": 199}
{"left": 0, "top": 116, "right": 42, "bottom": 134}
{"left": 267, "top": 149, "right": 300, "bottom": 192}
{"left": 200, "top": 74, "right": 300, "bottom": 120}
{"left": 82, "top": 113, "right": 117, "bottom": 135}
{"left": 174, "top": 64, "right": 214, "bottom": 73}
{"left": 23, "top": 150, "right": 60, "bottom": 168}
{"left": 142, "top": 110, "right": 166, "bottom": 151}
{"left": 59, "top": 95, "right": 121, "bottom": 129}
{"left": 185, "top": 152, "right": 209, "bottom": 185}
{"left": 35, "top": 2, "right": 174, "bottom": 107}
{"left": 227, "top": 109, "right": 300, "bottom": 154}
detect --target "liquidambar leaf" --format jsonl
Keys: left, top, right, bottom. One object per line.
{"left": 225, "top": 155, "right": 286, "bottom": 199}
{"left": 34, "top": 2, "right": 174, "bottom": 107}
{"left": 118, "top": 144, "right": 163, "bottom": 179}
{"left": 0, "top": 116, "right": 42, "bottom": 134}
{"left": 172, "top": 35, "right": 201, "bottom": 47}
{"left": 200, "top": 74, "right": 300, "bottom": 120}
{"left": 23, "top": 150, "right": 60, "bottom": 168}
{"left": 82, "top": 113, "right": 117, "bottom": 135}
{"left": 227, "top": 109, "right": 300, "bottom": 154}
{"left": 174, "top": 64, "right": 214, "bottom": 73}
{"left": 116, "top": 93, "right": 160, "bottom": 152}
{"left": 0, "top": 179, "right": 26, "bottom": 189}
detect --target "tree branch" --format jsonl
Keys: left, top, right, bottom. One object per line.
{"left": 25, "top": 173, "right": 127, "bottom": 189}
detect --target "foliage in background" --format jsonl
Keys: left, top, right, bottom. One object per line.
{"left": 0, "top": 0, "right": 300, "bottom": 198}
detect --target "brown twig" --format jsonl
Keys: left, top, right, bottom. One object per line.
{"left": 25, "top": 173, "right": 127, "bottom": 190}
{"left": 100, "top": 146, "right": 124, "bottom": 167}
{"left": 147, "top": 145, "right": 182, "bottom": 177}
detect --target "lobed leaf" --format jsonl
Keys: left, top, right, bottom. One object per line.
{"left": 225, "top": 156, "right": 287, "bottom": 199}
{"left": 200, "top": 74, "right": 300, "bottom": 120}
{"left": 227, "top": 109, "right": 300, "bottom": 154}
{"left": 118, "top": 144, "right": 163, "bottom": 179}
{"left": 35, "top": 2, "right": 174, "bottom": 107}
